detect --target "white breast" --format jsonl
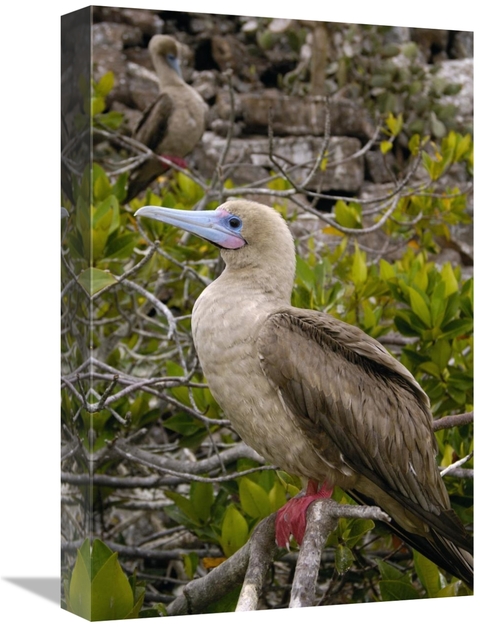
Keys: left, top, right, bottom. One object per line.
{"left": 191, "top": 280, "right": 356, "bottom": 485}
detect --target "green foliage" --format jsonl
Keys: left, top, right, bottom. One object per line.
{"left": 220, "top": 504, "right": 249, "bottom": 556}
{"left": 251, "top": 18, "right": 467, "bottom": 133}
{"left": 377, "top": 559, "right": 421, "bottom": 601}
{"left": 91, "top": 71, "right": 124, "bottom": 130}
{"left": 163, "top": 465, "right": 289, "bottom": 559}
{"left": 65, "top": 539, "right": 145, "bottom": 620}
{"left": 329, "top": 24, "right": 467, "bottom": 141}
{"left": 293, "top": 231, "right": 473, "bottom": 420}
{"left": 390, "top": 255, "right": 473, "bottom": 414}
{"left": 376, "top": 550, "right": 468, "bottom": 600}
{"left": 62, "top": 52, "right": 473, "bottom": 609}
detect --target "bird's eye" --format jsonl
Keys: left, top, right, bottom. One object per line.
{"left": 228, "top": 216, "right": 242, "bottom": 229}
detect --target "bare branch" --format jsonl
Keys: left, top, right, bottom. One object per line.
{"left": 289, "top": 500, "right": 389, "bottom": 607}
{"left": 236, "top": 515, "right": 280, "bottom": 611}
{"left": 167, "top": 519, "right": 276, "bottom": 616}
{"left": 441, "top": 451, "right": 474, "bottom": 477}
{"left": 433, "top": 411, "right": 473, "bottom": 431}
{"left": 289, "top": 500, "right": 336, "bottom": 608}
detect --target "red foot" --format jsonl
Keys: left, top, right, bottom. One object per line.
{"left": 159, "top": 155, "right": 188, "bottom": 170}
{"left": 275, "top": 480, "right": 333, "bottom": 547}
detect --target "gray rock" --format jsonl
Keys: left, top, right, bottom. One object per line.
{"left": 435, "top": 58, "right": 473, "bottom": 125}
{"left": 216, "top": 90, "right": 375, "bottom": 139}
{"left": 192, "top": 132, "right": 363, "bottom": 192}
{"left": 93, "top": 7, "right": 164, "bottom": 35}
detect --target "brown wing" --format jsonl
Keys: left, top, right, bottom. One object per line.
{"left": 134, "top": 93, "right": 174, "bottom": 151}
{"left": 258, "top": 307, "right": 471, "bottom": 551}
{"left": 125, "top": 95, "right": 175, "bottom": 202}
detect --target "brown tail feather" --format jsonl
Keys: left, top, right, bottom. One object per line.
{"left": 348, "top": 489, "right": 473, "bottom": 590}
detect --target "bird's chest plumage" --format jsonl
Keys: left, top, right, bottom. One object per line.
{"left": 161, "top": 86, "right": 206, "bottom": 156}
{"left": 191, "top": 283, "right": 349, "bottom": 483}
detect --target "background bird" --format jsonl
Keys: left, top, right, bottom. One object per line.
{"left": 125, "top": 35, "right": 207, "bottom": 203}
{"left": 135, "top": 200, "right": 473, "bottom": 589}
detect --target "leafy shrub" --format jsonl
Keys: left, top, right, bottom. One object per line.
{"left": 61, "top": 61, "right": 473, "bottom": 610}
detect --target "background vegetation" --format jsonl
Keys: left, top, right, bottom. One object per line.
{"left": 61, "top": 15, "right": 473, "bottom": 619}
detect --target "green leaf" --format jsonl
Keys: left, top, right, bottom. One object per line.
{"left": 361, "top": 300, "right": 377, "bottom": 329}
{"left": 220, "top": 504, "right": 249, "bottom": 557}
{"left": 419, "top": 361, "right": 443, "bottom": 379}
{"left": 90, "top": 552, "right": 134, "bottom": 620}
{"left": 94, "top": 178, "right": 113, "bottom": 206}
{"left": 276, "top": 470, "right": 302, "bottom": 496}
{"left": 90, "top": 539, "right": 114, "bottom": 578}
{"left": 90, "top": 96, "right": 106, "bottom": 117}
{"left": 442, "top": 292, "right": 461, "bottom": 326}
{"left": 165, "top": 490, "right": 201, "bottom": 525}
{"left": 351, "top": 243, "right": 367, "bottom": 287}
{"left": 379, "top": 258, "right": 395, "bottom": 281}
{"left": 377, "top": 559, "right": 420, "bottom": 601}
{"left": 335, "top": 544, "right": 354, "bottom": 574}
{"left": 443, "top": 83, "right": 462, "bottom": 96}
{"left": 342, "top": 518, "right": 375, "bottom": 548}
{"left": 430, "top": 280, "right": 446, "bottom": 327}
{"left": 385, "top": 112, "right": 404, "bottom": 136}
{"left": 402, "top": 42, "right": 418, "bottom": 59}
{"left": 440, "top": 318, "right": 473, "bottom": 340}
{"left": 335, "top": 200, "right": 362, "bottom": 229}
{"left": 104, "top": 232, "right": 139, "bottom": 259}
{"left": 68, "top": 539, "right": 135, "bottom": 621}
{"left": 68, "top": 542, "right": 92, "bottom": 619}
{"left": 97, "top": 110, "right": 124, "bottom": 130}
{"left": 190, "top": 481, "right": 214, "bottom": 524}
{"left": 436, "top": 582, "right": 462, "bottom": 597}
{"left": 454, "top": 133, "right": 472, "bottom": 162}
{"left": 430, "top": 111, "right": 447, "bottom": 138}
{"left": 164, "top": 413, "right": 202, "bottom": 436}
{"left": 408, "top": 133, "right": 422, "bottom": 156}
{"left": 94, "top": 195, "right": 120, "bottom": 232}
{"left": 441, "top": 262, "right": 459, "bottom": 297}
{"left": 126, "top": 584, "right": 146, "bottom": 619}
{"left": 380, "top": 140, "right": 393, "bottom": 154}
{"left": 295, "top": 255, "right": 316, "bottom": 290}
{"left": 413, "top": 550, "right": 442, "bottom": 597}
{"left": 239, "top": 477, "right": 272, "bottom": 519}
{"left": 183, "top": 552, "right": 199, "bottom": 580}
{"left": 377, "top": 559, "right": 406, "bottom": 582}
{"left": 112, "top": 172, "right": 129, "bottom": 202}
{"left": 429, "top": 339, "right": 452, "bottom": 371}
{"left": 268, "top": 480, "right": 287, "bottom": 512}
{"left": 77, "top": 268, "right": 117, "bottom": 296}
{"left": 412, "top": 265, "right": 429, "bottom": 293}
{"left": 447, "top": 372, "right": 473, "bottom": 391}
{"left": 394, "top": 312, "right": 419, "bottom": 337}
{"left": 379, "top": 579, "right": 421, "bottom": 601}
{"left": 422, "top": 151, "right": 442, "bottom": 181}
{"left": 95, "top": 71, "right": 115, "bottom": 97}
{"left": 380, "top": 44, "right": 400, "bottom": 58}
{"left": 408, "top": 286, "right": 432, "bottom": 327}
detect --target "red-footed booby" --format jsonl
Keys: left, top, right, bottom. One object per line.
{"left": 125, "top": 35, "right": 207, "bottom": 202}
{"left": 135, "top": 200, "right": 473, "bottom": 589}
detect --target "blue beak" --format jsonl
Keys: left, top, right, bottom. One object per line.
{"left": 166, "top": 54, "right": 182, "bottom": 77}
{"left": 135, "top": 206, "right": 246, "bottom": 250}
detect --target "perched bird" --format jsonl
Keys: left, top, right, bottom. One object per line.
{"left": 135, "top": 200, "right": 473, "bottom": 589}
{"left": 125, "top": 35, "right": 207, "bottom": 202}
